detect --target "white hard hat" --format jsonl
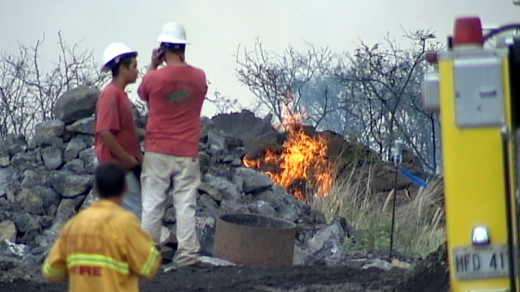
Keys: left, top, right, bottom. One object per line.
{"left": 101, "top": 42, "right": 137, "bottom": 72}
{"left": 157, "top": 22, "right": 188, "bottom": 44}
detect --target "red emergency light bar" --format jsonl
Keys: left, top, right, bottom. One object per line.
{"left": 454, "top": 17, "right": 484, "bottom": 46}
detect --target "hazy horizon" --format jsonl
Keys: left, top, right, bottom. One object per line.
{"left": 1, "top": 0, "right": 518, "bottom": 117}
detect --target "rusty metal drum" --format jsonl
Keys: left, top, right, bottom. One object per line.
{"left": 213, "top": 214, "right": 296, "bottom": 266}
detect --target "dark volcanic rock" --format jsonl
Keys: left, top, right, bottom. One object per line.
{"left": 371, "top": 163, "right": 414, "bottom": 193}
{"left": 397, "top": 243, "right": 449, "bottom": 292}
{"left": 11, "top": 152, "right": 38, "bottom": 172}
{"left": 203, "top": 173, "right": 242, "bottom": 201}
{"left": 247, "top": 200, "right": 277, "bottom": 217}
{"left": 65, "top": 116, "right": 94, "bottom": 134}
{"left": 0, "top": 221, "right": 17, "bottom": 242}
{"left": 78, "top": 147, "right": 95, "bottom": 172}
{"left": 234, "top": 167, "right": 273, "bottom": 194}
{"left": 41, "top": 147, "right": 63, "bottom": 170}
{"left": 53, "top": 86, "right": 100, "bottom": 124}
{"left": 31, "top": 187, "right": 61, "bottom": 212}
{"left": 305, "top": 217, "right": 348, "bottom": 264}
{"left": 198, "top": 182, "right": 223, "bottom": 202}
{"left": 62, "top": 159, "right": 86, "bottom": 173}
{"left": 210, "top": 110, "right": 279, "bottom": 156}
{"left": 196, "top": 194, "right": 220, "bottom": 218}
{"left": 49, "top": 170, "right": 92, "bottom": 198}
{"left": 1, "top": 134, "right": 27, "bottom": 157}
{"left": 34, "top": 120, "right": 65, "bottom": 138}
{"left": 220, "top": 199, "right": 250, "bottom": 214}
{"left": 21, "top": 169, "right": 49, "bottom": 189}
{"left": 12, "top": 212, "right": 41, "bottom": 235}
{"left": 0, "top": 154, "right": 9, "bottom": 167}
{"left": 16, "top": 189, "right": 44, "bottom": 215}
{"left": 64, "top": 135, "right": 88, "bottom": 161}
{"left": 0, "top": 167, "right": 16, "bottom": 190}
{"left": 29, "top": 133, "right": 63, "bottom": 149}
{"left": 52, "top": 199, "right": 77, "bottom": 231}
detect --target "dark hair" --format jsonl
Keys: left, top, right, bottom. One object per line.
{"left": 160, "top": 42, "right": 186, "bottom": 54}
{"left": 95, "top": 162, "right": 126, "bottom": 198}
{"left": 108, "top": 53, "right": 137, "bottom": 77}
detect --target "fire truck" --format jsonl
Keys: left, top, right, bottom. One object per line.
{"left": 422, "top": 3, "right": 520, "bottom": 291}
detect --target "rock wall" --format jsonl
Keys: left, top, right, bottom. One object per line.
{"left": 0, "top": 88, "right": 355, "bottom": 282}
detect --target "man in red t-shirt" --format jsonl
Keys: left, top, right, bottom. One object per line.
{"left": 138, "top": 22, "right": 208, "bottom": 268}
{"left": 94, "top": 42, "right": 143, "bottom": 218}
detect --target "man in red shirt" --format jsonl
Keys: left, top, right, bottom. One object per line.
{"left": 94, "top": 43, "right": 143, "bottom": 218}
{"left": 138, "top": 22, "right": 208, "bottom": 268}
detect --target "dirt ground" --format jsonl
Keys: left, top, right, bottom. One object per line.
{"left": 0, "top": 261, "right": 447, "bottom": 292}
{"left": 0, "top": 244, "right": 449, "bottom": 292}
{"left": 0, "top": 265, "right": 402, "bottom": 292}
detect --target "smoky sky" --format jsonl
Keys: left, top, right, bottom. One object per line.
{"left": 1, "top": 0, "right": 518, "bottom": 116}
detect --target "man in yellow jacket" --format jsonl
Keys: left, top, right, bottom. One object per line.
{"left": 42, "top": 162, "right": 161, "bottom": 292}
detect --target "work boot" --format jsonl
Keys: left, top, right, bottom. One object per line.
{"left": 164, "top": 258, "right": 214, "bottom": 272}
{"left": 155, "top": 233, "right": 179, "bottom": 264}
{"left": 172, "top": 250, "right": 216, "bottom": 271}
{"left": 179, "top": 260, "right": 214, "bottom": 270}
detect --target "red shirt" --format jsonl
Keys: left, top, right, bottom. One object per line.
{"left": 94, "top": 83, "right": 141, "bottom": 163}
{"left": 138, "top": 65, "right": 207, "bottom": 158}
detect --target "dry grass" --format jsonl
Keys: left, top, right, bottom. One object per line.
{"left": 312, "top": 163, "right": 445, "bottom": 258}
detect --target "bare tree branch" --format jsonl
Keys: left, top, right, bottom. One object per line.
{"left": 0, "top": 32, "right": 109, "bottom": 139}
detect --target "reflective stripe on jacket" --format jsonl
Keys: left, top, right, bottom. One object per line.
{"left": 42, "top": 200, "right": 161, "bottom": 292}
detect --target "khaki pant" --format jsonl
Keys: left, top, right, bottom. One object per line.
{"left": 141, "top": 152, "right": 201, "bottom": 266}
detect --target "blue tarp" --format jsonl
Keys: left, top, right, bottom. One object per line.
{"left": 398, "top": 166, "right": 428, "bottom": 188}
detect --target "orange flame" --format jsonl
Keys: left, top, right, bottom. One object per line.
{"left": 243, "top": 89, "right": 334, "bottom": 200}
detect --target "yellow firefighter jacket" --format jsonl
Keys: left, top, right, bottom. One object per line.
{"left": 42, "top": 199, "right": 161, "bottom": 292}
